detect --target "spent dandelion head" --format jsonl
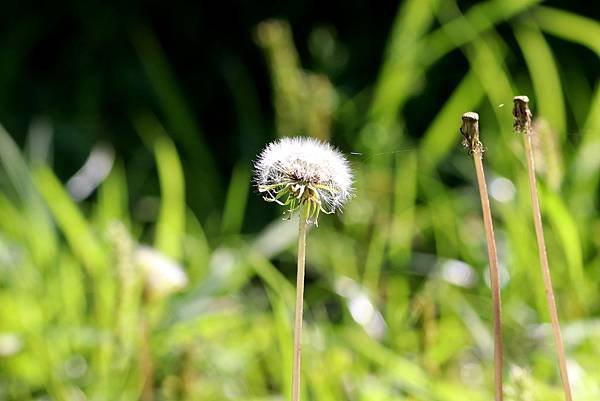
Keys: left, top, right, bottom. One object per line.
{"left": 512, "top": 96, "right": 532, "bottom": 135}
{"left": 254, "top": 136, "right": 353, "bottom": 224}
{"left": 460, "top": 112, "right": 484, "bottom": 155}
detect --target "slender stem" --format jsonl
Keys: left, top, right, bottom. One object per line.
{"left": 461, "top": 112, "right": 503, "bottom": 401}
{"left": 523, "top": 131, "right": 573, "bottom": 401}
{"left": 514, "top": 95, "right": 572, "bottom": 401}
{"left": 473, "top": 151, "right": 504, "bottom": 401}
{"left": 292, "top": 205, "right": 309, "bottom": 401}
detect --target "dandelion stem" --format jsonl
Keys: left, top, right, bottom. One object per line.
{"left": 473, "top": 153, "right": 504, "bottom": 401}
{"left": 513, "top": 96, "right": 572, "bottom": 401}
{"left": 461, "top": 112, "right": 503, "bottom": 401}
{"left": 292, "top": 204, "right": 309, "bottom": 401}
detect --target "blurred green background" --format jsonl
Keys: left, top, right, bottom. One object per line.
{"left": 0, "top": 0, "right": 599, "bottom": 400}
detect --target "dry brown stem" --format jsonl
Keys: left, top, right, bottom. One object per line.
{"left": 513, "top": 96, "right": 573, "bottom": 401}
{"left": 461, "top": 112, "right": 504, "bottom": 401}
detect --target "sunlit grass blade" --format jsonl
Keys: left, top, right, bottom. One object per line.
{"left": 370, "top": 0, "right": 439, "bottom": 126}
{"left": 372, "top": 0, "right": 540, "bottom": 131}
{"left": 221, "top": 164, "right": 250, "bottom": 236}
{"left": 541, "top": 187, "right": 589, "bottom": 309}
{"left": 153, "top": 135, "right": 185, "bottom": 261}
{"left": 33, "top": 167, "right": 106, "bottom": 273}
{"left": 572, "top": 84, "right": 600, "bottom": 182}
{"left": 514, "top": 23, "right": 567, "bottom": 139}
{"left": 534, "top": 6, "right": 600, "bottom": 56}
{"left": 95, "top": 161, "right": 130, "bottom": 229}
{"left": 423, "top": 0, "right": 541, "bottom": 66}
{"left": 457, "top": 34, "right": 515, "bottom": 140}
{"left": 420, "top": 71, "right": 484, "bottom": 171}
{"left": 185, "top": 208, "right": 212, "bottom": 281}
{"left": 0, "top": 193, "right": 27, "bottom": 240}
{"left": 0, "top": 123, "right": 56, "bottom": 267}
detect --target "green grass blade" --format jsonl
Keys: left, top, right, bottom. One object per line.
{"left": 221, "top": 164, "right": 250, "bottom": 236}
{"left": 514, "top": 22, "right": 567, "bottom": 138}
{"left": 0, "top": 123, "right": 56, "bottom": 266}
{"left": 573, "top": 84, "right": 600, "bottom": 181}
{"left": 423, "top": 0, "right": 541, "bottom": 66}
{"left": 370, "top": 0, "right": 439, "bottom": 126}
{"left": 372, "top": 0, "right": 540, "bottom": 128}
{"left": 419, "top": 70, "right": 484, "bottom": 171}
{"left": 32, "top": 167, "right": 106, "bottom": 273}
{"left": 185, "top": 208, "right": 212, "bottom": 281}
{"left": 153, "top": 135, "right": 185, "bottom": 261}
{"left": 0, "top": 193, "right": 26, "bottom": 240}
{"left": 541, "top": 186, "right": 589, "bottom": 309}
{"left": 462, "top": 36, "right": 515, "bottom": 130}
{"left": 534, "top": 6, "right": 600, "bottom": 56}
{"left": 95, "top": 161, "right": 129, "bottom": 229}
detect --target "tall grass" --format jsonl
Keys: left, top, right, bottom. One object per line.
{"left": 0, "top": 1, "right": 599, "bottom": 400}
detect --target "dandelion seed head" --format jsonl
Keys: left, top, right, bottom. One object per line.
{"left": 254, "top": 137, "right": 353, "bottom": 223}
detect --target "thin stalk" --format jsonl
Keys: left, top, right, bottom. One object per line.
{"left": 292, "top": 204, "right": 309, "bottom": 401}
{"left": 473, "top": 152, "right": 504, "bottom": 401}
{"left": 513, "top": 96, "right": 573, "bottom": 401}
{"left": 461, "top": 112, "right": 503, "bottom": 401}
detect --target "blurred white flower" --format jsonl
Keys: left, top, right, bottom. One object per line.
{"left": 136, "top": 246, "right": 188, "bottom": 299}
{"left": 254, "top": 136, "right": 353, "bottom": 224}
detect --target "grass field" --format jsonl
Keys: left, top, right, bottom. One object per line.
{"left": 0, "top": 1, "right": 599, "bottom": 400}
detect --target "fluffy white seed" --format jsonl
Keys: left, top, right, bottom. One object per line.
{"left": 254, "top": 137, "right": 353, "bottom": 221}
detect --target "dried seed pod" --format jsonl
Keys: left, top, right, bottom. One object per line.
{"left": 513, "top": 96, "right": 532, "bottom": 135}
{"left": 460, "top": 112, "right": 484, "bottom": 155}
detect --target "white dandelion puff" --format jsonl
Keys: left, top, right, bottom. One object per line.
{"left": 254, "top": 136, "right": 353, "bottom": 224}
